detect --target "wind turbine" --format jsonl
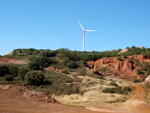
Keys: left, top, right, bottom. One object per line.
{"left": 78, "top": 20, "right": 97, "bottom": 51}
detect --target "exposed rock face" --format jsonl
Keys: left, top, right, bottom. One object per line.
{"left": 115, "top": 61, "right": 123, "bottom": 70}
{"left": 94, "top": 58, "right": 115, "bottom": 70}
{"left": 87, "top": 60, "right": 95, "bottom": 68}
{"left": 122, "top": 60, "right": 133, "bottom": 73}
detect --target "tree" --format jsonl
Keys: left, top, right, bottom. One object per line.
{"left": 24, "top": 71, "right": 45, "bottom": 85}
{"left": 0, "top": 65, "right": 9, "bottom": 77}
{"left": 18, "top": 67, "right": 29, "bottom": 81}
{"left": 9, "top": 65, "right": 18, "bottom": 77}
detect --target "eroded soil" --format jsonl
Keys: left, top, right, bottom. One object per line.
{"left": 0, "top": 84, "right": 150, "bottom": 113}
{"left": 0, "top": 85, "right": 102, "bottom": 113}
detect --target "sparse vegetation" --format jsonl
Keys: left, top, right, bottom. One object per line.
{"left": 102, "top": 86, "right": 132, "bottom": 95}
{"left": 61, "top": 69, "right": 69, "bottom": 74}
{"left": 110, "top": 81, "right": 118, "bottom": 87}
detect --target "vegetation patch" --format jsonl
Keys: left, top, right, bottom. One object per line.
{"left": 102, "top": 86, "right": 132, "bottom": 95}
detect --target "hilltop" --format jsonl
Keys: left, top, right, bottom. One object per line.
{"left": 0, "top": 46, "right": 150, "bottom": 112}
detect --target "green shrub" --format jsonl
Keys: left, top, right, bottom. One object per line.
{"left": 61, "top": 69, "right": 69, "bottom": 74}
{"left": 18, "top": 67, "right": 29, "bottom": 81}
{"left": 117, "top": 56, "right": 123, "bottom": 61}
{"left": 40, "top": 51, "right": 56, "bottom": 57}
{"left": 61, "top": 57, "right": 70, "bottom": 66}
{"left": 141, "top": 61, "right": 150, "bottom": 71}
{"left": 42, "top": 72, "right": 75, "bottom": 95}
{"left": 5, "top": 74, "right": 14, "bottom": 81}
{"left": 37, "top": 57, "right": 53, "bottom": 68}
{"left": 102, "top": 87, "right": 123, "bottom": 94}
{"left": 67, "top": 61, "right": 78, "bottom": 68}
{"left": 27, "top": 60, "right": 40, "bottom": 70}
{"left": 73, "top": 84, "right": 79, "bottom": 93}
{"left": 88, "top": 74, "right": 105, "bottom": 79}
{"left": 24, "top": 71, "right": 45, "bottom": 85}
{"left": 123, "top": 55, "right": 127, "bottom": 59}
{"left": 110, "top": 81, "right": 118, "bottom": 87}
{"left": 146, "top": 69, "right": 150, "bottom": 76}
{"left": 137, "top": 69, "right": 145, "bottom": 75}
{"left": 134, "top": 79, "right": 141, "bottom": 83}
{"left": 78, "top": 71, "right": 85, "bottom": 76}
{"left": 135, "top": 62, "right": 142, "bottom": 67}
{"left": 113, "top": 72, "right": 118, "bottom": 76}
{"left": 9, "top": 65, "right": 18, "bottom": 77}
{"left": 0, "top": 65, "right": 9, "bottom": 77}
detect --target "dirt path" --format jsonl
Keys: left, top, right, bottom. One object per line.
{"left": 86, "top": 84, "right": 150, "bottom": 113}
{"left": 124, "top": 84, "right": 150, "bottom": 113}
{"left": 0, "top": 84, "right": 150, "bottom": 113}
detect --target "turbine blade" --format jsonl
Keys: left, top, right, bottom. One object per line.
{"left": 86, "top": 30, "right": 97, "bottom": 32}
{"left": 78, "top": 20, "right": 84, "bottom": 30}
{"left": 78, "top": 32, "right": 84, "bottom": 41}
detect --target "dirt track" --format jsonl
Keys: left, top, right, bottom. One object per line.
{"left": 0, "top": 84, "right": 150, "bottom": 113}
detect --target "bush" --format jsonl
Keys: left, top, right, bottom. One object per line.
{"left": 61, "top": 69, "right": 69, "bottom": 74}
{"left": 67, "top": 61, "right": 78, "bottom": 68}
{"left": 134, "top": 79, "right": 141, "bottom": 83}
{"left": 27, "top": 60, "right": 40, "bottom": 70}
{"left": 61, "top": 57, "right": 70, "bottom": 66}
{"left": 18, "top": 67, "right": 29, "bottom": 81}
{"left": 146, "top": 69, "right": 150, "bottom": 76}
{"left": 9, "top": 65, "right": 18, "bottom": 77}
{"left": 102, "top": 87, "right": 123, "bottom": 94}
{"left": 137, "top": 69, "right": 145, "bottom": 75}
{"left": 141, "top": 61, "right": 150, "bottom": 71}
{"left": 78, "top": 71, "right": 85, "bottom": 76}
{"left": 110, "top": 81, "right": 118, "bottom": 87}
{"left": 135, "top": 62, "right": 142, "bottom": 67}
{"left": 117, "top": 56, "right": 123, "bottom": 61}
{"left": 37, "top": 57, "right": 53, "bottom": 68}
{"left": 40, "top": 51, "right": 56, "bottom": 57}
{"left": 24, "top": 71, "right": 45, "bottom": 85}
{"left": 0, "top": 65, "right": 9, "bottom": 77}
{"left": 5, "top": 74, "right": 14, "bottom": 81}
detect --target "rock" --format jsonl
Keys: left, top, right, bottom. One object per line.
{"left": 23, "top": 91, "right": 58, "bottom": 103}
{"left": 87, "top": 60, "right": 95, "bottom": 68}
{"left": 145, "top": 75, "right": 150, "bottom": 83}
{"left": 94, "top": 58, "right": 115, "bottom": 70}
{"left": 122, "top": 60, "right": 133, "bottom": 73}
{"left": 118, "top": 48, "right": 128, "bottom": 54}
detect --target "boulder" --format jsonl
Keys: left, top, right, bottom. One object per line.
{"left": 145, "top": 75, "right": 150, "bottom": 83}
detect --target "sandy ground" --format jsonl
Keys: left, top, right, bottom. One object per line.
{"left": 0, "top": 84, "right": 150, "bottom": 113}
{"left": 0, "top": 85, "right": 104, "bottom": 113}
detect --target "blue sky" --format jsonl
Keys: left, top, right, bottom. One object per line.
{"left": 0, "top": 0, "right": 150, "bottom": 55}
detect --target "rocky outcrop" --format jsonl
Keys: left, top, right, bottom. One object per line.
{"left": 122, "top": 60, "right": 133, "bottom": 73}
{"left": 115, "top": 61, "right": 123, "bottom": 70}
{"left": 23, "top": 91, "right": 58, "bottom": 103}
{"left": 94, "top": 58, "right": 115, "bottom": 70}
{"left": 145, "top": 75, "right": 150, "bottom": 83}
{"left": 87, "top": 60, "right": 95, "bottom": 68}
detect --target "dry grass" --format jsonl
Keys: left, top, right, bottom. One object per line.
{"left": 52, "top": 76, "right": 132, "bottom": 107}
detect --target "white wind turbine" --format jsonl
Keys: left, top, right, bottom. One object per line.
{"left": 78, "top": 20, "right": 97, "bottom": 51}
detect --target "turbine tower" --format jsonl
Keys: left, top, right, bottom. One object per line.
{"left": 78, "top": 20, "right": 97, "bottom": 51}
